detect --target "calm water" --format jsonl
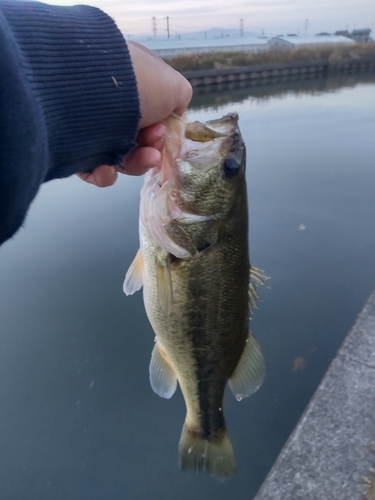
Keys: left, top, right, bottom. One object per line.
{"left": 0, "top": 75, "right": 374, "bottom": 500}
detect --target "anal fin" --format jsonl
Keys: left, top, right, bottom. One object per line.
{"left": 229, "top": 332, "right": 265, "bottom": 401}
{"left": 149, "top": 341, "right": 177, "bottom": 399}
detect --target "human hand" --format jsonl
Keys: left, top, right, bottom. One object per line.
{"left": 77, "top": 41, "right": 192, "bottom": 187}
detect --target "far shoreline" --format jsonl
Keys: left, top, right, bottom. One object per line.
{"left": 161, "top": 44, "right": 375, "bottom": 88}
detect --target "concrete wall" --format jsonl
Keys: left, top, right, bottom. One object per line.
{"left": 182, "top": 58, "right": 375, "bottom": 88}
{"left": 254, "top": 289, "right": 375, "bottom": 500}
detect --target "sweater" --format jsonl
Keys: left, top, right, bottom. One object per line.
{"left": 0, "top": 0, "right": 140, "bottom": 245}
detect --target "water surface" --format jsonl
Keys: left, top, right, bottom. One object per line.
{"left": 0, "top": 75, "right": 374, "bottom": 499}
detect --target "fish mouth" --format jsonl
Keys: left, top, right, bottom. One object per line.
{"left": 160, "top": 113, "right": 241, "bottom": 179}
{"left": 140, "top": 113, "right": 243, "bottom": 259}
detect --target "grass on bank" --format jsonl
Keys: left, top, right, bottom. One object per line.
{"left": 164, "top": 43, "right": 375, "bottom": 73}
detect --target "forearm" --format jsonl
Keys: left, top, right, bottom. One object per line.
{"left": 0, "top": 1, "right": 140, "bottom": 245}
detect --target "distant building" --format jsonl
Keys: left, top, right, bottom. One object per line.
{"left": 316, "top": 32, "right": 331, "bottom": 36}
{"left": 140, "top": 36, "right": 270, "bottom": 57}
{"left": 268, "top": 35, "right": 355, "bottom": 49}
{"left": 350, "top": 29, "right": 372, "bottom": 43}
{"left": 335, "top": 30, "right": 350, "bottom": 38}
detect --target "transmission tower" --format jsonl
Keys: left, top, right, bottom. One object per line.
{"left": 304, "top": 18, "right": 309, "bottom": 35}
{"left": 240, "top": 18, "right": 244, "bottom": 37}
{"left": 165, "top": 16, "right": 170, "bottom": 39}
{"left": 152, "top": 16, "right": 157, "bottom": 37}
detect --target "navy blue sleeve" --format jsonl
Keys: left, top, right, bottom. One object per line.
{"left": 0, "top": 0, "right": 140, "bottom": 245}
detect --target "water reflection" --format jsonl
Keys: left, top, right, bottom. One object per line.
{"left": 0, "top": 77, "right": 374, "bottom": 500}
{"left": 190, "top": 73, "right": 375, "bottom": 110}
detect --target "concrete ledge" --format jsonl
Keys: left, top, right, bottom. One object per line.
{"left": 254, "top": 290, "right": 375, "bottom": 500}
{"left": 182, "top": 58, "right": 375, "bottom": 88}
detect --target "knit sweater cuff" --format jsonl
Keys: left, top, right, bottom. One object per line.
{"left": 2, "top": 1, "right": 140, "bottom": 179}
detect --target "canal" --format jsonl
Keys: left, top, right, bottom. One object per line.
{"left": 0, "top": 74, "right": 374, "bottom": 499}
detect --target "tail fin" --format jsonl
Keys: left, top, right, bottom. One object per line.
{"left": 178, "top": 424, "right": 237, "bottom": 480}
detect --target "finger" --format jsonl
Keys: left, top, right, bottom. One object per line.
{"left": 120, "top": 147, "right": 161, "bottom": 176}
{"left": 137, "top": 123, "right": 166, "bottom": 150}
{"left": 77, "top": 165, "right": 118, "bottom": 187}
{"left": 172, "top": 74, "right": 193, "bottom": 117}
{"left": 128, "top": 42, "right": 192, "bottom": 128}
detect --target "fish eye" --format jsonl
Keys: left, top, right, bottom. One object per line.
{"left": 222, "top": 158, "right": 240, "bottom": 180}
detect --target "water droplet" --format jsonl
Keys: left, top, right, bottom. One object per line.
{"left": 236, "top": 394, "right": 243, "bottom": 401}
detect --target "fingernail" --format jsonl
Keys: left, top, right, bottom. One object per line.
{"left": 154, "top": 123, "right": 166, "bottom": 139}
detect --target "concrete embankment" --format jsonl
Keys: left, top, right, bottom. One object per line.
{"left": 253, "top": 289, "right": 375, "bottom": 500}
{"left": 183, "top": 58, "right": 375, "bottom": 88}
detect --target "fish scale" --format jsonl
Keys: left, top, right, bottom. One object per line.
{"left": 124, "top": 113, "right": 267, "bottom": 480}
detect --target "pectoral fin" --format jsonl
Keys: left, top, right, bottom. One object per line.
{"left": 229, "top": 332, "right": 265, "bottom": 401}
{"left": 149, "top": 341, "right": 177, "bottom": 399}
{"left": 156, "top": 256, "right": 173, "bottom": 314}
{"left": 123, "top": 249, "right": 144, "bottom": 295}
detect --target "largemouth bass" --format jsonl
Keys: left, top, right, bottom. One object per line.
{"left": 124, "top": 113, "right": 266, "bottom": 480}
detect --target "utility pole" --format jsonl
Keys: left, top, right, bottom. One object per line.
{"left": 304, "top": 18, "right": 309, "bottom": 35}
{"left": 152, "top": 16, "right": 157, "bottom": 37}
{"left": 240, "top": 18, "right": 244, "bottom": 37}
{"left": 165, "top": 16, "right": 170, "bottom": 39}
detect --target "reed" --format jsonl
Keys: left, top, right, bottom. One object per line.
{"left": 164, "top": 43, "right": 375, "bottom": 72}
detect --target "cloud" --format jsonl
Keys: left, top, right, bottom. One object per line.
{"left": 41, "top": 0, "right": 375, "bottom": 35}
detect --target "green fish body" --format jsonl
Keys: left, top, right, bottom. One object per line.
{"left": 124, "top": 113, "right": 266, "bottom": 479}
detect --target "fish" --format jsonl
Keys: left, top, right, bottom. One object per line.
{"left": 123, "top": 112, "right": 266, "bottom": 480}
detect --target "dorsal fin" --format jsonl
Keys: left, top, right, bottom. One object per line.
{"left": 248, "top": 282, "right": 259, "bottom": 312}
{"left": 250, "top": 266, "right": 269, "bottom": 288}
{"left": 149, "top": 341, "right": 177, "bottom": 399}
{"left": 249, "top": 266, "right": 270, "bottom": 312}
{"left": 229, "top": 331, "right": 265, "bottom": 401}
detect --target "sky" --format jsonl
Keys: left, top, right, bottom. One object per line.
{"left": 45, "top": 0, "right": 374, "bottom": 37}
